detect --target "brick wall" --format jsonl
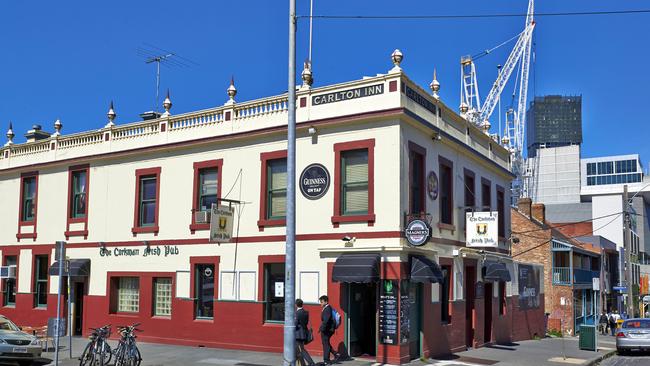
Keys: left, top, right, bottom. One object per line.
{"left": 555, "top": 222, "right": 593, "bottom": 238}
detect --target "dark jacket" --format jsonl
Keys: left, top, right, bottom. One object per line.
{"left": 599, "top": 314, "right": 608, "bottom": 324}
{"left": 320, "top": 304, "right": 334, "bottom": 334}
{"left": 295, "top": 308, "right": 310, "bottom": 341}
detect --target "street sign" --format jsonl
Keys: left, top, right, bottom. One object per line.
{"left": 209, "top": 204, "right": 234, "bottom": 243}
{"left": 47, "top": 318, "right": 66, "bottom": 337}
{"left": 55, "top": 241, "right": 66, "bottom": 261}
{"left": 592, "top": 277, "right": 600, "bottom": 291}
{"left": 613, "top": 286, "right": 627, "bottom": 293}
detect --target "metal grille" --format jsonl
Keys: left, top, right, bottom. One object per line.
{"left": 6, "top": 339, "right": 30, "bottom": 345}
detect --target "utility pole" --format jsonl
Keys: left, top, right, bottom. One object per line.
{"left": 283, "top": 0, "right": 297, "bottom": 365}
{"left": 624, "top": 185, "right": 634, "bottom": 317}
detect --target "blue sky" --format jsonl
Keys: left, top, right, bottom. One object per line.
{"left": 1, "top": 0, "right": 648, "bottom": 168}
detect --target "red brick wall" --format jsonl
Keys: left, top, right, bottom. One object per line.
{"left": 510, "top": 294, "right": 546, "bottom": 341}
{"left": 555, "top": 222, "right": 593, "bottom": 238}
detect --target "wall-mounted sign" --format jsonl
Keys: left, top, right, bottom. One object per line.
{"left": 405, "top": 219, "right": 431, "bottom": 246}
{"left": 312, "top": 84, "right": 384, "bottom": 106}
{"left": 379, "top": 279, "right": 398, "bottom": 345}
{"left": 300, "top": 164, "right": 330, "bottom": 200}
{"left": 99, "top": 245, "right": 180, "bottom": 258}
{"left": 518, "top": 264, "right": 540, "bottom": 310}
{"left": 403, "top": 84, "right": 438, "bottom": 115}
{"left": 466, "top": 212, "right": 498, "bottom": 247}
{"left": 275, "top": 282, "right": 284, "bottom": 297}
{"left": 427, "top": 171, "right": 438, "bottom": 200}
{"left": 210, "top": 204, "right": 234, "bottom": 243}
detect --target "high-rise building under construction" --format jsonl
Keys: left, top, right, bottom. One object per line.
{"left": 526, "top": 95, "right": 582, "bottom": 157}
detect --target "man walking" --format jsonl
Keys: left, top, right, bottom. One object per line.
{"left": 296, "top": 299, "right": 315, "bottom": 366}
{"left": 319, "top": 295, "right": 339, "bottom": 365}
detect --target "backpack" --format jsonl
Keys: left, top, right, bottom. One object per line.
{"left": 331, "top": 307, "right": 341, "bottom": 329}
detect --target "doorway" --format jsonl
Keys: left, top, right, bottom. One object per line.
{"left": 484, "top": 282, "right": 493, "bottom": 344}
{"left": 74, "top": 282, "right": 85, "bottom": 336}
{"left": 408, "top": 283, "right": 422, "bottom": 360}
{"left": 348, "top": 283, "right": 377, "bottom": 358}
{"left": 464, "top": 266, "right": 476, "bottom": 348}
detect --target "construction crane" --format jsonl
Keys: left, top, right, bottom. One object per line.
{"left": 459, "top": 0, "right": 535, "bottom": 202}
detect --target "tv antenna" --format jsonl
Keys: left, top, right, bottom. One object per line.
{"left": 137, "top": 44, "right": 198, "bottom": 112}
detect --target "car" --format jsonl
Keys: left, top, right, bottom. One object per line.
{"left": 0, "top": 315, "right": 42, "bottom": 366}
{"left": 616, "top": 318, "right": 650, "bottom": 354}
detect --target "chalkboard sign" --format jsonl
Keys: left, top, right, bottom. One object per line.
{"left": 47, "top": 317, "right": 66, "bottom": 337}
{"left": 400, "top": 281, "right": 410, "bottom": 345}
{"left": 378, "top": 280, "right": 398, "bottom": 345}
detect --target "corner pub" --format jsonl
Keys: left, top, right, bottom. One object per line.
{"left": 0, "top": 51, "right": 544, "bottom": 364}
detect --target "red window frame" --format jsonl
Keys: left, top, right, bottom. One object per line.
{"left": 0, "top": 250, "right": 19, "bottom": 307}
{"left": 438, "top": 156, "right": 454, "bottom": 229}
{"left": 408, "top": 141, "right": 426, "bottom": 216}
{"left": 17, "top": 171, "right": 39, "bottom": 241}
{"left": 190, "top": 159, "right": 223, "bottom": 233}
{"left": 132, "top": 167, "right": 162, "bottom": 236}
{"left": 332, "top": 138, "right": 376, "bottom": 227}
{"left": 189, "top": 256, "right": 220, "bottom": 321}
{"left": 496, "top": 185, "right": 505, "bottom": 239}
{"left": 31, "top": 249, "right": 50, "bottom": 308}
{"left": 257, "top": 150, "right": 287, "bottom": 231}
{"left": 66, "top": 164, "right": 90, "bottom": 240}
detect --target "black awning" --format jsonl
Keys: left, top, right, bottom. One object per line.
{"left": 482, "top": 261, "right": 511, "bottom": 282}
{"left": 49, "top": 259, "right": 90, "bottom": 277}
{"left": 332, "top": 253, "right": 380, "bottom": 283}
{"left": 410, "top": 255, "right": 443, "bottom": 283}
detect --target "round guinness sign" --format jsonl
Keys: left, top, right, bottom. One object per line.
{"left": 405, "top": 219, "right": 431, "bottom": 246}
{"left": 300, "top": 163, "right": 330, "bottom": 200}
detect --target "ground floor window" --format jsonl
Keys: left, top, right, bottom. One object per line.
{"left": 153, "top": 278, "right": 172, "bottom": 316}
{"left": 2, "top": 256, "right": 16, "bottom": 306}
{"left": 33, "top": 255, "right": 48, "bottom": 308}
{"left": 264, "top": 263, "right": 285, "bottom": 322}
{"left": 195, "top": 264, "right": 215, "bottom": 319}
{"left": 117, "top": 277, "right": 140, "bottom": 313}
{"left": 440, "top": 265, "right": 452, "bottom": 323}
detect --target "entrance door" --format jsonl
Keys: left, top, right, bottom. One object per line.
{"left": 484, "top": 282, "right": 493, "bottom": 344}
{"left": 464, "top": 266, "right": 476, "bottom": 348}
{"left": 408, "top": 283, "right": 422, "bottom": 360}
{"left": 348, "top": 283, "right": 377, "bottom": 358}
{"left": 74, "top": 282, "right": 85, "bottom": 335}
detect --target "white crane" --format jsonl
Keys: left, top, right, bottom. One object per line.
{"left": 459, "top": 0, "right": 535, "bottom": 202}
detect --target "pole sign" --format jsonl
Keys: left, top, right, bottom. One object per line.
{"left": 299, "top": 164, "right": 330, "bottom": 200}
{"left": 466, "top": 212, "right": 499, "bottom": 247}
{"left": 405, "top": 219, "right": 431, "bottom": 246}
{"left": 210, "top": 204, "right": 235, "bottom": 243}
{"left": 592, "top": 277, "right": 600, "bottom": 291}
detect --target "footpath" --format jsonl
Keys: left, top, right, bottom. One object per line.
{"left": 39, "top": 335, "right": 616, "bottom": 366}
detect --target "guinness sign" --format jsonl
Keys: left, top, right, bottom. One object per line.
{"left": 300, "top": 164, "right": 330, "bottom": 200}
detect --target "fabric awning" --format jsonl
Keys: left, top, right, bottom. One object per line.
{"left": 482, "top": 261, "right": 511, "bottom": 282}
{"left": 49, "top": 259, "right": 91, "bottom": 277}
{"left": 410, "top": 255, "right": 444, "bottom": 283}
{"left": 331, "top": 253, "right": 380, "bottom": 283}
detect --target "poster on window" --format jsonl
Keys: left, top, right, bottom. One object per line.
{"left": 210, "top": 204, "right": 234, "bottom": 243}
{"left": 518, "top": 264, "right": 540, "bottom": 310}
{"left": 466, "top": 212, "right": 498, "bottom": 247}
{"left": 378, "top": 280, "right": 398, "bottom": 345}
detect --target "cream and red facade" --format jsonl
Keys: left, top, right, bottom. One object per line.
{"left": 0, "top": 66, "right": 544, "bottom": 364}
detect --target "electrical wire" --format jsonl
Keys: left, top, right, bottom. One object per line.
{"left": 512, "top": 211, "right": 624, "bottom": 235}
{"left": 297, "top": 9, "right": 650, "bottom": 20}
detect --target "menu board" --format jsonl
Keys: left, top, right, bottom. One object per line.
{"left": 378, "top": 280, "right": 398, "bottom": 345}
{"left": 400, "top": 281, "right": 410, "bottom": 345}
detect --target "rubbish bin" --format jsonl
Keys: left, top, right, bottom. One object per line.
{"left": 579, "top": 325, "right": 596, "bottom": 351}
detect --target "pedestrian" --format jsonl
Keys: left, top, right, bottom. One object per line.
{"left": 609, "top": 309, "right": 618, "bottom": 336}
{"left": 598, "top": 312, "right": 608, "bottom": 335}
{"left": 295, "top": 299, "right": 316, "bottom": 366}
{"left": 319, "top": 295, "right": 340, "bottom": 365}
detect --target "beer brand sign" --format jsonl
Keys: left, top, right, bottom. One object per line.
{"left": 312, "top": 84, "right": 384, "bottom": 106}
{"left": 465, "top": 212, "right": 498, "bottom": 248}
{"left": 300, "top": 164, "right": 330, "bottom": 200}
{"left": 405, "top": 219, "right": 431, "bottom": 246}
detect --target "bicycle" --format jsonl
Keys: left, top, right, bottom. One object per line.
{"left": 79, "top": 325, "right": 113, "bottom": 366}
{"left": 113, "top": 323, "right": 142, "bottom": 366}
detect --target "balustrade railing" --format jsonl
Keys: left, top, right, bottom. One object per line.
{"left": 10, "top": 141, "right": 51, "bottom": 157}
{"left": 112, "top": 121, "right": 159, "bottom": 140}
{"left": 58, "top": 132, "right": 104, "bottom": 149}
{"left": 169, "top": 110, "right": 223, "bottom": 130}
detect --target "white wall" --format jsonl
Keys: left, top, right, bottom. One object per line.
{"left": 592, "top": 194, "right": 624, "bottom": 248}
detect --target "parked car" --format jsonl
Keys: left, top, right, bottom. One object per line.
{"left": 0, "top": 315, "right": 42, "bottom": 366}
{"left": 616, "top": 318, "right": 650, "bottom": 354}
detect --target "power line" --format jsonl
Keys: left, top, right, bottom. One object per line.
{"left": 297, "top": 9, "right": 650, "bottom": 20}
{"left": 512, "top": 211, "right": 624, "bottom": 235}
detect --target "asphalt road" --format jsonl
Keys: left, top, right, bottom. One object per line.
{"left": 598, "top": 352, "right": 650, "bottom": 366}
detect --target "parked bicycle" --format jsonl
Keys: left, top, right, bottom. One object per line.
{"left": 114, "top": 323, "right": 143, "bottom": 366}
{"left": 79, "top": 325, "right": 113, "bottom": 366}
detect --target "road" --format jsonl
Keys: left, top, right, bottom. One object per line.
{"left": 598, "top": 352, "right": 650, "bottom": 366}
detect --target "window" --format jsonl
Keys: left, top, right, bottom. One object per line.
{"left": 2, "top": 256, "right": 16, "bottom": 306}
{"left": 117, "top": 277, "right": 140, "bottom": 313}
{"left": 33, "top": 255, "right": 48, "bottom": 307}
{"left": 153, "top": 278, "right": 172, "bottom": 316}
{"left": 332, "top": 139, "right": 375, "bottom": 226}
{"left": 191, "top": 160, "right": 223, "bottom": 232}
{"left": 341, "top": 150, "right": 369, "bottom": 215}
{"left": 264, "top": 263, "right": 285, "bottom": 322}
{"left": 498, "top": 281, "right": 506, "bottom": 315}
{"left": 409, "top": 143, "right": 426, "bottom": 215}
{"left": 70, "top": 170, "right": 87, "bottom": 219}
{"left": 439, "top": 157, "right": 453, "bottom": 226}
{"left": 440, "top": 265, "right": 452, "bottom": 323}
{"left": 132, "top": 167, "right": 161, "bottom": 234}
{"left": 198, "top": 169, "right": 218, "bottom": 212}
{"left": 195, "top": 264, "right": 214, "bottom": 318}
{"left": 267, "top": 159, "right": 287, "bottom": 219}
{"left": 481, "top": 179, "right": 491, "bottom": 211}
{"left": 464, "top": 170, "right": 475, "bottom": 211}
{"left": 21, "top": 176, "right": 37, "bottom": 222}
{"left": 497, "top": 187, "right": 505, "bottom": 238}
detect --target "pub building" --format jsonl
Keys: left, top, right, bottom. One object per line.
{"left": 0, "top": 51, "right": 544, "bottom": 364}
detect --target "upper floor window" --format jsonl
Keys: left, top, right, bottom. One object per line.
{"left": 198, "top": 168, "right": 218, "bottom": 212}
{"left": 409, "top": 143, "right": 425, "bottom": 215}
{"left": 132, "top": 167, "right": 161, "bottom": 235}
{"left": 266, "top": 158, "right": 287, "bottom": 220}
{"left": 439, "top": 157, "right": 453, "bottom": 225}
{"left": 497, "top": 187, "right": 505, "bottom": 238}
{"left": 464, "top": 169, "right": 475, "bottom": 211}
{"left": 341, "top": 149, "right": 369, "bottom": 215}
{"left": 481, "top": 179, "right": 491, "bottom": 211}
{"left": 70, "top": 170, "right": 88, "bottom": 219}
{"left": 21, "top": 176, "right": 37, "bottom": 222}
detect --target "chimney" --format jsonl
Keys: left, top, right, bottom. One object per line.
{"left": 24, "top": 124, "right": 51, "bottom": 143}
{"left": 139, "top": 111, "right": 161, "bottom": 121}
{"left": 532, "top": 203, "right": 546, "bottom": 223}
{"left": 518, "top": 197, "right": 532, "bottom": 217}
